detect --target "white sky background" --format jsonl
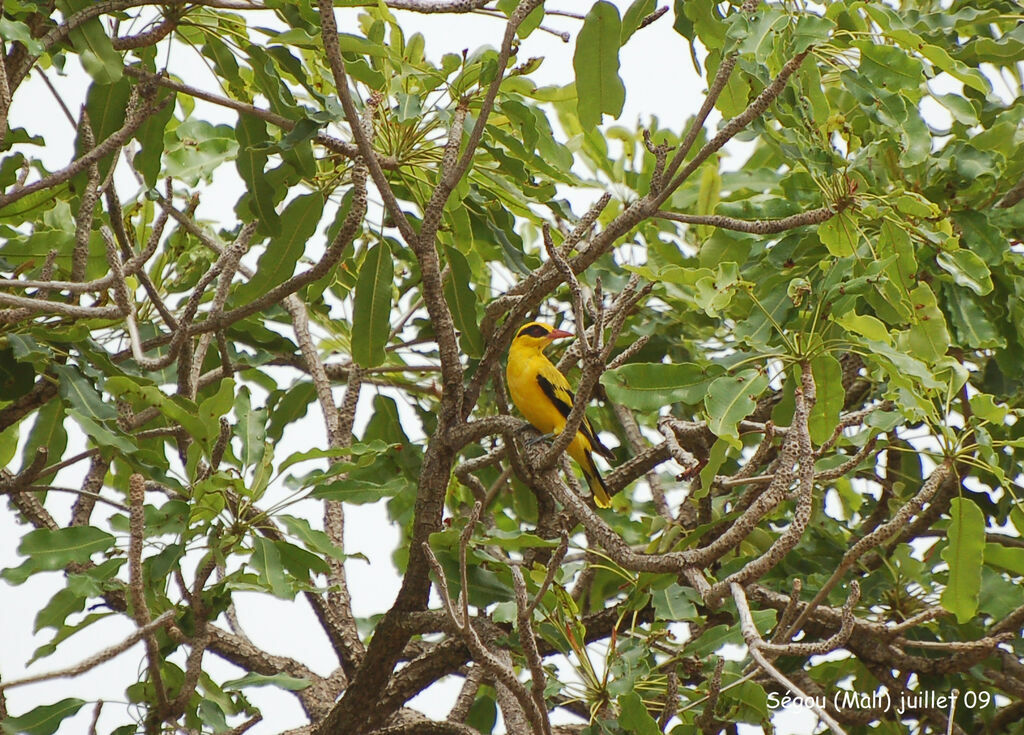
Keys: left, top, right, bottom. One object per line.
{"left": 0, "top": 3, "right": 820, "bottom": 733}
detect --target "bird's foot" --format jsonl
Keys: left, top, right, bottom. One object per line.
{"left": 524, "top": 432, "right": 555, "bottom": 447}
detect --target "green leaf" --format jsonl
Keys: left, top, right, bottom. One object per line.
{"left": 442, "top": 245, "right": 483, "bottom": 357}
{"left": 133, "top": 88, "right": 176, "bottom": 188}
{"left": 251, "top": 536, "right": 291, "bottom": 598}
{"left": 0, "top": 424, "right": 18, "bottom": 468}
{"left": 222, "top": 672, "right": 312, "bottom": 690}
{"left": 164, "top": 119, "right": 238, "bottom": 185}
{"left": 694, "top": 261, "right": 740, "bottom": 317}
{"left": 234, "top": 193, "right": 324, "bottom": 305}
{"left": 834, "top": 312, "right": 891, "bottom": 344}
{"left": 791, "top": 14, "right": 835, "bottom": 54}
{"left": 80, "top": 78, "right": 132, "bottom": 181}
{"left": 351, "top": 241, "right": 394, "bottom": 367}
{"left": 280, "top": 440, "right": 393, "bottom": 473}
{"left": 310, "top": 476, "right": 407, "bottom": 504}
{"left": 808, "top": 355, "right": 843, "bottom": 445}
{"left": 726, "top": 4, "right": 788, "bottom": 60}
{"left": 21, "top": 399, "right": 67, "bottom": 476}
{"left": 395, "top": 92, "right": 423, "bottom": 122}
{"left": 477, "top": 530, "right": 559, "bottom": 551}
{"left": 863, "top": 339, "right": 942, "bottom": 390}
{"left": 687, "top": 622, "right": 739, "bottom": 657}
{"left": 0, "top": 182, "right": 71, "bottom": 222}
{"left": 985, "top": 543, "right": 1024, "bottom": 576}
{"left": 620, "top": 0, "right": 655, "bottom": 44}
{"left": 0, "top": 17, "right": 44, "bottom": 55}
{"left": 732, "top": 679, "right": 770, "bottom": 720}
{"left": 198, "top": 378, "right": 236, "bottom": 442}
{"left": 918, "top": 44, "right": 990, "bottom": 94}
{"left": 266, "top": 382, "right": 315, "bottom": 443}
{"left": 65, "top": 407, "right": 137, "bottom": 454}
{"left": 51, "top": 365, "right": 136, "bottom": 453}
{"left": 817, "top": 210, "right": 859, "bottom": 256}
{"left": 601, "top": 362, "right": 720, "bottom": 411}
{"left": 278, "top": 515, "right": 351, "bottom": 562}
{"left": 106, "top": 377, "right": 209, "bottom": 445}
{"left": 618, "top": 691, "right": 660, "bottom": 735}
{"left": 467, "top": 696, "right": 497, "bottom": 734}
{"left": 53, "top": 364, "right": 116, "bottom": 421}
{"left": 705, "top": 369, "right": 770, "bottom": 448}
{"left": 3, "top": 527, "right": 115, "bottom": 584}
{"left": 695, "top": 161, "right": 721, "bottom": 241}
{"left": 652, "top": 584, "right": 698, "bottom": 620}
{"left": 29, "top": 611, "right": 114, "bottom": 665}
{"left": 898, "top": 283, "right": 951, "bottom": 364}
{"left": 573, "top": 2, "right": 625, "bottom": 128}
{"left": 856, "top": 41, "right": 923, "bottom": 92}
{"left": 935, "top": 249, "right": 993, "bottom": 296}
{"left": 235, "top": 115, "right": 281, "bottom": 235}
{"left": 0, "top": 699, "right": 86, "bottom": 735}
{"left": 896, "top": 192, "right": 940, "bottom": 218}
{"left": 933, "top": 93, "right": 979, "bottom": 126}
{"left": 275, "top": 538, "right": 330, "bottom": 577}
{"left": 58, "top": 0, "right": 122, "bottom": 84}
{"left": 35, "top": 587, "right": 86, "bottom": 633}
{"left": 940, "top": 497, "right": 985, "bottom": 623}
{"left": 235, "top": 386, "right": 269, "bottom": 468}
{"left": 946, "top": 295, "right": 1002, "bottom": 349}
{"left": 0, "top": 346, "right": 35, "bottom": 400}
{"left": 698, "top": 437, "right": 730, "bottom": 497}
{"left": 676, "top": 0, "right": 726, "bottom": 50}
{"left": 968, "top": 393, "right": 1008, "bottom": 424}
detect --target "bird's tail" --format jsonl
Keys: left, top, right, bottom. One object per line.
{"left": 582, "top": 453, "right": 612, "bottom": 508}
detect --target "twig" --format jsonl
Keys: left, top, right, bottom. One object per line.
{"left": 422, "top": 523, "right": 550, "bottom": 734}
{"left": 122, "top": 66, "right": 398, "bottom": 167}
{"left": 655, "top": 204, "right": 841, "bottom": 234}
{"left": 657, "top": 418, "right": 701, "bottom": 475}
{"left": 537, "top": 227, "right": 606, "bottom": 470}
{"left": 511, "top": 565, "right": 552, "bottom": 735}
{"left": 0, "top": 610, "right": 175, "bottom": 691}
{"left": 190, "top": 222, "right": 257, "bottom": 394}
{"left": 72, "top": 111, "right": 101, "bottom": 283}
{"left": 784, "top": 460, "right": 952, "bottom": 640}
{"left": 526, "top": 533, "right": 568, "bottom": 617}
{"left": 446, "top": 665, "right": 483, "bottom": 723}
{"left": 87, "top": 700, "right": 103, "bottom": 735}
{"left": 661, "top": 53, "right": 737, "bottom": 187}
{"left": 694, "top": 658, "right": 722, "bottom": 734}
{"left": 731, "top": 583, "right": 848, "bottom": 735}
{"left": 128, "top": 473, "right": 170, "bottom": 717}
{"left": 761, "top": 582, "right": 859, "bottom": 657}
{"left": 661, "top": 50, "right": 810, "bottom": 201}
{"left": 0, "top": 79, "right": 164, "bottom": 210}
{"left": 222, "top": 714, "right": 263, "bottom": 735}
{"left": 317, "top": 0, "right": 416, "bottom": 245}
{"left": 613, "top": 403, "right": 672, "bottom": 521}
{"left": 704, "top": 366, "right": 817, "bottom": 606}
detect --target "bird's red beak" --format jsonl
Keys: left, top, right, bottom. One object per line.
{"left": 547, "top": 329, "right": 573, "bottom": 340}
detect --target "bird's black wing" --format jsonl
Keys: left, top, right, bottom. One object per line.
{"left": 536, "top": 373, "right": 615, "bottom": 461}
{"left": 536, "top": 372, "right": 573, "bottom": 421}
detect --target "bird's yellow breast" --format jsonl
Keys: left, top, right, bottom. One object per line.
{"left": 506, "top": 346, "right": 567, "bottom": 435}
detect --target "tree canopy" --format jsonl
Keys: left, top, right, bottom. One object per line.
{"left": 2, "top": 1, "right": 1024, "bottom": 734}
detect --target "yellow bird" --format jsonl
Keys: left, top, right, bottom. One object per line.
{"left": 506, "top": 321, "right": 616, "bottom": 507}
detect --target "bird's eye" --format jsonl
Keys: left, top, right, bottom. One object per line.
{"left": 519, "top": 324, "right": 549, "bottom": 338}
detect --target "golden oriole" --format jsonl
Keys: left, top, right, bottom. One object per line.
{"left": 506, "top": 321, "right": 616, "bottom": 507}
